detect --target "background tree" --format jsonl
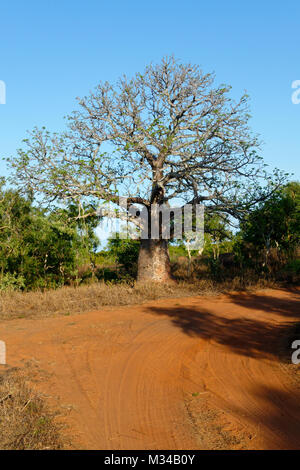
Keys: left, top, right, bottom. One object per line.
{"left": 0, "top": 183, "right": 99, "bottom": 289}
{"left": 9, "top": 57, "right": 285, "bottom": 282}
{"left": 202, "top": 213, "right": 233, "bottom": 260}
{"left": 107, "top": 234, "right": 140, "bottom": 279}
{"left": 237, "top": 181, "right": 300, "bottom": 271}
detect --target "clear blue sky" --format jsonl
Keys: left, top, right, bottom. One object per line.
{"left": 0, "top": 0, "right": 299, "bottom": 180}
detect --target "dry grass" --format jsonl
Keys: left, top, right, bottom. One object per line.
{"left": 184, "top": 393, "right": 252, "bottom": 450}
{"left": 0, "top": 277, "right": 277, "bottom": 322}
{"left": 0, "top": 368, "right": 64, "bottom": 450}
{"left": 0, "top": 280, "right": 206, "bottom": 320}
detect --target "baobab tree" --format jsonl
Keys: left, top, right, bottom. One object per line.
{"left": 9, "top": 57, "right": 284, "bottom": 282}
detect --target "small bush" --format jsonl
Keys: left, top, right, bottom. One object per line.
{"left": 277, "top": 259, "right": 300, "bottom": 284}
{"left": 0, "top": 273, "right": 26, "bottom": 292}
{"left": 107, "top": 237, "right": 140, "bottom": 278}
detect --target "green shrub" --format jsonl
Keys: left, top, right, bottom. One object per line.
{"left": 107, "top": 237, "right": 140, "bottom": 278}
{"left": 0, "top": 273, "right": 26, "bottom": 291}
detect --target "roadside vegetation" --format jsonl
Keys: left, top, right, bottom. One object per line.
{"left": 0, "top": 181, "right": 298, "bottom": 321}
{"left": 0, "top": 181, "right": 298, "bottom": 297}
{"left": 0, "top": 368, "right": 64, "bottom": 450}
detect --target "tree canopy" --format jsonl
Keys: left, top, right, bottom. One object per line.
{"left": 239, "top": 181, "right": 300, "bottom": 260}
{"left": 9, "top": 56, "right": 286, "bottom": 281}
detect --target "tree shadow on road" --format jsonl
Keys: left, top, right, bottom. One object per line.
{"left": 145, "top": 289, "right": 300, "bottom": 361}
{"left": 226, "top": 288, "right": 300, "bottom": 318}
{"left": 234, "top": 383, "right": 300, "bottom": 449}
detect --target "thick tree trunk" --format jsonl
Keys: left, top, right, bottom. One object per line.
{"left": 137, "top": 239, "right": 172, "bottom": 282}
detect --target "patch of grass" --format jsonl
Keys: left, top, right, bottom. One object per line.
{"left": 0, "top": 277, "right": 277, "bottom": 321}
{"left": 0, "top": 369, "right": 64, "bottom": 450}
{"left": 184, "top": 394, "right": 251, "bottom": 450}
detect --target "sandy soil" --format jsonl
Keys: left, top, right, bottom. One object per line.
{"left": 0, "top": 287, "right": 299, "bottom": 450}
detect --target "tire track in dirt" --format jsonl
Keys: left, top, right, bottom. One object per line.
{"left": 100, "top": 319, "right": 200, "bottom": 449}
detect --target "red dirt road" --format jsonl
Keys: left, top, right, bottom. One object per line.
{"left": 1, "top": 288, "right": 300, "bottom": 449}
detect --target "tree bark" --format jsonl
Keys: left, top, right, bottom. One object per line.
{"left": 137, "top": 239, "right": 172, "bottom": 282}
